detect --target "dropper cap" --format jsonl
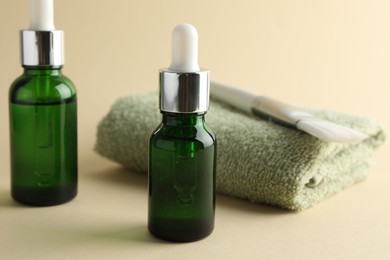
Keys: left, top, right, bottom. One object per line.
{"left": 168, "top": 24, "right": 200, "bottom": 72}
{"left": 21, "top": 0, "right": 64, "bottom": 66}
{"left": 29, "top": 0, "right": 55, "bottom": 31}
{"left": 160, "top": 24, "right": 209, "bottom": 113}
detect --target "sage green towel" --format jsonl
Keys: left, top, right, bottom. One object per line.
{"left": 95, "top": 92, "right": 385, "bottom": 210}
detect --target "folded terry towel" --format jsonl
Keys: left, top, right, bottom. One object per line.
{"left": 95, "top": 92, "right": 386, "bottom": 210}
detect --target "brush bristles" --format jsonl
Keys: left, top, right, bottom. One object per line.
{"left": 296, "top": 118, "right": 368, "bottom": 144}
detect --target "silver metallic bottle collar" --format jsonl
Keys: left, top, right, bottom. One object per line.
{"left": 159, "top": 69, "right": 210, "bottom": 113}
{"left": 21, "top": 30, "right": 64, "bottom": 66}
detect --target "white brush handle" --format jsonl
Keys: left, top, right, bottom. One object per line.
{"left": 251, "top": 96, "right": 313, "bottom": 126}
{"left": 210, "top": 81, "right": 254, "bottom": 114}
{"left": 210, "top": 81, "right": 311, "bottom": 124}
{"left": 210, "top": 81, "right": 368, "bottom": 143}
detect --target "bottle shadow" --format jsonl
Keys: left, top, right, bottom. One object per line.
{"left": 0, "top": 191, "right": 12, "bottom": 207}
{"left": 216, "top": 193, "right": 292, "bottom": 215}
{"left": 86, "top": 164, "right": 148, "bottom": 190}
{"left": 85, "top": 223, "right": 168, "bottom": 244}
{"left": 89, "top": 164, "right": 291, "bottom": 215}
{"left": 80, "top": 222, "right": 214, "bottom": 245}
{"left": 0, "top": 191, "right": 29, "bottom": 208}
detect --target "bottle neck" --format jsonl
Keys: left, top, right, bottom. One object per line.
{"left": 23, "top": 65, "right": 63, "bottom": 76}
{"left": 161, "top": 112, "right": 205, "bottom": 127}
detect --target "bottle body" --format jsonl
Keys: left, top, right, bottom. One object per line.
{"left": 148, "top": 112, "right": 216, "bottom": 242}
{"left": 9, "top": 66, "right": 77, "bottom": 206}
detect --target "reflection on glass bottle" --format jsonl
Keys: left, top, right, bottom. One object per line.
{"left": 174, "top": 141, "right": 197, "bottom": 206}
{"left": 34, "top": 105, "right": 54, "bottom": 187}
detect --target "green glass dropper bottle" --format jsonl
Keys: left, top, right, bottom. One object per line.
{"left": 9, "top": 0, "right": 77, "bottom": 206}
{"left": 148, "top": 23, "right": 217, "bottom": 242}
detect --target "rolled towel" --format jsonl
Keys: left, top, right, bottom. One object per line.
{"left": 95, "top": 92, "right": 386, "bottom": 210}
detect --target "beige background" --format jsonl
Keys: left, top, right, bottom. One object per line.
{"left": 0, "top": 0, "right": 389, "bottom": 259}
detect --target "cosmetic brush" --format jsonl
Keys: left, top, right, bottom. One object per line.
{"left": 210, "top": 81, "right": 367, "bottom": 143}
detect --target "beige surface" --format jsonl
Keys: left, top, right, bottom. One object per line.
{"left": 0, "top": 0, "right": 389, "bottom": 259}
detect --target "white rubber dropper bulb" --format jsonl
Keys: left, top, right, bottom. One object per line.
{"left": 29, "top": 0, "right": 55, "bottom": 30}
{"left": 168, "top": 23, "right": 200, "bottom": 72}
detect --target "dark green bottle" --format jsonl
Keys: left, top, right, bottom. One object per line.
{"left": 148, "top": 24, "right": 216, "bottom": 242}
{"left": 9, "top": 24, "right": 77, "bottom": 206}
{"left": 149, "top": 112, "right": 216, "bottom": 242}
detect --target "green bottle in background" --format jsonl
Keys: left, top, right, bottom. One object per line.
{"left": 9, "top": 0, "right": 77, "bottom": 206}
{"left": 148, "top": 24, "right": 216, "bottom": 242}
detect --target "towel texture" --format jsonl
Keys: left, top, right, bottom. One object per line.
{"left": 95, "top": 92, "right": 386, "bottom": 210}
